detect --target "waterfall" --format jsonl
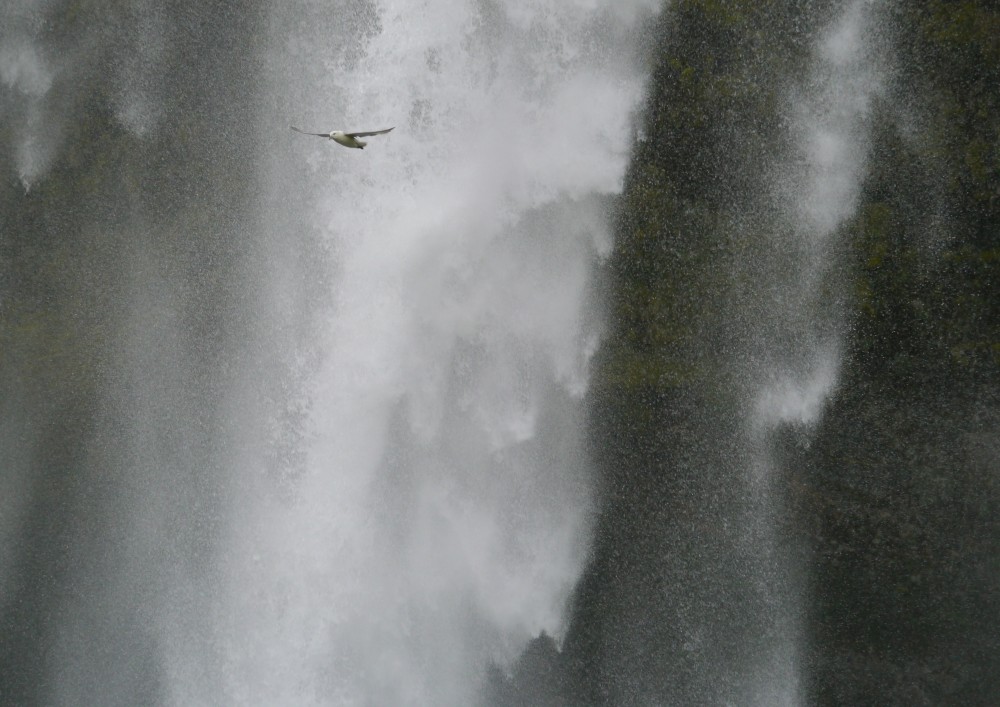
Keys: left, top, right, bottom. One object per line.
{"left": 9, "top": 0, "right": 989, "bottom": 705}
{"left": 754, "top": 0, "right": 884, "bottom": 431}
{"left": 206, "top": 2, "right": 658, "bottom": 704}
{"left": 1, "top": 0, "right": 657, "bottom": 704}
{"left": 742, "top": 2, "right": 885, "bottom": 702}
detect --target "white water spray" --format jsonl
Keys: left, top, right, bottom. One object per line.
{"left": 176, "top": 1, "right": 660, "bottom": 704}
{"left": 756, "top": 0, "right": 885, "bottom": 430}
{"left": 744, "top": 2, "right": 885, "bottom": 702}
{"left": 0, "top": 4, "right": 55, "bottom": 188}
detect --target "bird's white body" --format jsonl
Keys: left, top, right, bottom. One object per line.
{"left": 330, "top": 131, "right": 366, "bottom": 149}
{"left": 291, "top": 125, "right": 394, "bottom": 149}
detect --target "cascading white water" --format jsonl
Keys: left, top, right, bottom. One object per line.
{"left": 756, "top": 0, "right": 883, "bottom": 425}
{"left": 743, "top": 1, "right": 885, "bottom": 702}
{"left": 2, "top": 1, "right": 656, "bottom": 704}
{"left": 182, "top": 1, "right": 659, "bottom": 704}
{"left": 754, "top": 0, "right": 884, "bottom": 430}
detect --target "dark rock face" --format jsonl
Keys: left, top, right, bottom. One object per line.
{"left": 800, "top": 2, "right": 1000, "bottom": 700}
{"left": 801, "top": 380, "right": 1000, "bottom": 705}
{"left": 499, "top": 1, "right": 1000, "bottom": 704}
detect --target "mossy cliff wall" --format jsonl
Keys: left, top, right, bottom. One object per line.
{"left": 502, "top": 1, "right": 1000, "bottom": 704}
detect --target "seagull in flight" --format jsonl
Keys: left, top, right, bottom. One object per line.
{"left": 291, "top": 125, "right": 394, "bottom": 149}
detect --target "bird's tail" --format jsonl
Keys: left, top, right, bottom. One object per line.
{"left": 356, "top": 139, "right": 367, "bottom": 148}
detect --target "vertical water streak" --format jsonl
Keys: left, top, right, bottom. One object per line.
{"left": 756, "top": 0, "right": 885, "bottom": 429}
{"left": 0, "top": 1, "right": 56, "bottom": 187}
{"left": 746, "top": 1, "right": 886, "bottom": 702}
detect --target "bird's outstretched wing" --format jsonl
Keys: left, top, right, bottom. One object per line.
{"left": 346, "top": 127, "right": 394, "bottom": 138}
{"left": 291, "top": 126, "right": 330, "bottom": 137}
